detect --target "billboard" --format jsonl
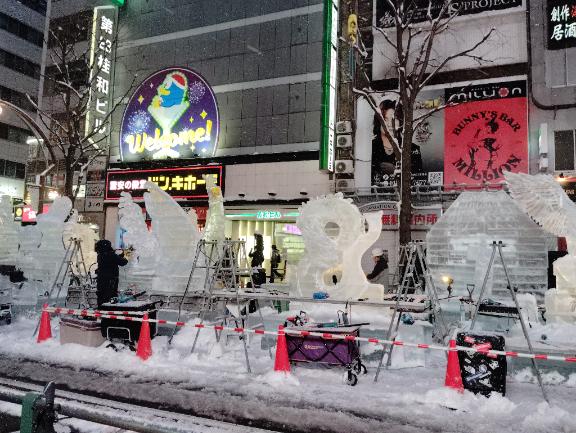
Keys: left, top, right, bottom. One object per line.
{"left": 444, "top": 80, "right": 528, "bottom": 185}
{"left": 361, "top": 80, "right": 527, "bottom": 188}
{"left": 375, "top": 0, "right": 522, "bottom": 28}
{"left": 105, "top": 165, "right": 223, "bottom": 200}
{"left": 547, "top": 0, "right": 576, "bottom": 50}
{"left": 370, "top": 91, "right": 444, "bottom": 186}
{"left": 119, "top": 67, "right": 219, "bottom": 162}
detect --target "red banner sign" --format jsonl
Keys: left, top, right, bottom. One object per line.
{"left": 444, "top": 84, "right": 528, "bottom": 186}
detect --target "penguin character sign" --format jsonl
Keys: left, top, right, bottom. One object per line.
{"left": 120, "top": 67, "right": 219, "bottom": 162}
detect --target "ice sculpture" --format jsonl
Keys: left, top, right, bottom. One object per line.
{"left": 21, "top": 197, "right": 72, "bottom": 282}
{"left": 62, "top": 210, "right": 99, "bottom": 273}
{"left": 0, "top": 195, "right": 19, "bottom": 265}
{"left": 426, "top": 191, "right": 548, "bottom": 301}
{"left": 202, "top": 174, "right": 225, "bottom": 243}
{"left": 505, "top": 172, "right": 576, "bottom": 323}
{"left": 144, "top": 181, "right": 202, "bottom": 293}
{"left": 117, "top": 192, "right": 158, "bottom": 292}
{"left": 293, "top": 193, "right": 384, "bottom": 300}
{"left": 17, "top": 225, "right": 42, "bottom": 274}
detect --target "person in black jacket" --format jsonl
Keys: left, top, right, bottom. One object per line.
{"left": 95, "top": 240, "right": 128, "bottom": 307}
{"left": 366, "top": 248, "right": 389, "bottom": 292}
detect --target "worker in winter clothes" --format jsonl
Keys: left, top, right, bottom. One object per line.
{"left": 366, "top": 248, "right": 389, "bottom": 293}
{"left": 95, "top": 240, "right": 128, "bottom": 306}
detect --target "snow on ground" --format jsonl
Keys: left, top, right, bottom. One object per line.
{"left": 0, "top": 314, "right": 575, "bottom": 433}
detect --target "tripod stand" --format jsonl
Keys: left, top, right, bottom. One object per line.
{"left": 470, "top": 241, "right": 548, "bottom": 402}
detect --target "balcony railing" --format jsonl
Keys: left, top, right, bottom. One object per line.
{"left": 337, "top": 182, "right": 508, "bottom": 207}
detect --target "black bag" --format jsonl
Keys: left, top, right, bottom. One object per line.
{"left": 456, "top": 332, "right": 507, "bottom": 396}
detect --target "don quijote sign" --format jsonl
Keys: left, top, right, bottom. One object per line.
{"left": 443, "top": 81, "right": 528, "bottom": 185}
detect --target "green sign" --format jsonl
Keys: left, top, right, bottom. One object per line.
{"left": 319, "top": 0, "right": 338, "bottom": 172}
{"left": 111, "top": 0, "right": 125, "bottom": 6}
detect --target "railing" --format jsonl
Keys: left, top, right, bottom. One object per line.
{"left": 337, "top": 182, "right": 508, "bottom": 207}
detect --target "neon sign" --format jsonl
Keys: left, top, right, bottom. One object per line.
{"left": 105, "top": 166, "right": 223, "bottom": 200}
{"left": 86, "top": 6, "right": 118, "bottom": 146}
{"left": 319, "top": 0, "right": 338, "bottom": 172}
{"left": 119, "top": 67, "right": 219, "bottom": 162}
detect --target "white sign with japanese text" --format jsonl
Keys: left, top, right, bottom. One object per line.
{"left": 86, "top": 6, "right": 118, "bottom": 147}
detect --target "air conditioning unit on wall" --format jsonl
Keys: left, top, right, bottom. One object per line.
{"left": 337, "top": 134, "right": 353, "bottom": 148}
{"left": 336, "top": 120, "right": 352, "bottom": 134}
{"left": 335, "top": 160, "right": 354, "bottom": 174}
{"left": 336, "top": 179, "right": 355, "bottom": 190}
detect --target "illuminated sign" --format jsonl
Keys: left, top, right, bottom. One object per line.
{"left": 21, "top": 204, "right": 50, "bottom": 223}
{"left": 120, "top": 67, "right": 219, "bottom": 162}
{"left": 547, "top": 0, "right": 576, "bottom": 50}
{"left": 86, "top": 6, "right": 118, "bottom": 146}
{"left": 105, "top": 166, "right": 223, "bottom": 200}
{"left": 319, "top": 0, "right": 338, "bottom": 172}
{"left": 257, "top": 210, "right": 281, "bottom": 219}
{"left": 226, "top": 211, "right": 299, "bottom": 220}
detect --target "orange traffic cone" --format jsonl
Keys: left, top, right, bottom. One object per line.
{"left": 136, "top": 313, "right": 152, "bottom": 361}
{"left": 37, "top": 304, "right": 52, "bottom": 343}
{"left": 274, "top": 325, "right": 291, "bottom": 373}
{"left": 445, "top": 339, "right": 464, "bottom": 392}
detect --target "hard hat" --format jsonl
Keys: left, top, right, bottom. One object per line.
{"left": 372, "top": 248, "right": 383, "bottom": 257}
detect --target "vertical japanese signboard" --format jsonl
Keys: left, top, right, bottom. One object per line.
{"left": 85, "top": 6, "right": 118, "bottom": 148}
{"left": 547, "top": 0, "right": 576, "bottom": 50}
{"left": 319, "top": 0, "right": 338, "bottom": 172}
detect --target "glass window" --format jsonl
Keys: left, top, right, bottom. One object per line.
{"left": 15, "top": 163, "right": 26, "bottom": 179}
{"left": 555, "top": 130, "right": 575, "bottom": 171}
{"left": 0, "top": 13, "right": 44, "bottom": 47}
{"left": 4, "top": 161, "right": 16, "bottom": 178}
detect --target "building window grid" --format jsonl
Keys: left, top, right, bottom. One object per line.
{"left": 0, "top": 121, "right": 32, "bottom": 145}
{"left": 0, "top": 12, "right": 44, "bottom": 47}
{"left": 554, "top": 129, "right": 576, "bottom": 172}
{"left": 18, "top": 0, "right": 47, "bottom": 16}
{"left": 0, "top": 84, "right": 36, "bottom": 112}
{"left": 0, "top": 48, "right": 40, "bottom": 79}
{"left": 0, "top": 159, "right": 26, "bottom": 179}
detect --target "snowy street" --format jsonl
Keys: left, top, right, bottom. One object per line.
{"left": 0, "top": 317, "right": 575, "bottom": 433}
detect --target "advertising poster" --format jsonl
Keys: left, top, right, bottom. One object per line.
{"left": 443, "top": 81, "right": 528, "bottom": 186}
{"left": 370, "top": 90, "right": 444, "bottom": 186}
{"left": 120, "top": 67, "right": 219, "bottom": 162}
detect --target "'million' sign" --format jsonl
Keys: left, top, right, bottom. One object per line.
{"left": 119, "top": 67, "right": 219, "bottom": 162}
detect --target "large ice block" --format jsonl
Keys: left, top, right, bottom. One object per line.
{"left": 0, "top": 195, "right": 19, "bottom": 265}
{"left": 426, "top": 191, "right": 548, "bottom": 301}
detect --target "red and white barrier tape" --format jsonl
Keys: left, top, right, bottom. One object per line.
{"left": 44, "top": 307, "right": 576, "bottom": 364}
{"left": 52, "top": 307, "right": 145, "bottom": 317}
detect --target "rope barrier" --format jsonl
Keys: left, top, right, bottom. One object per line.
{"left": 44, "top": 306, "right": 576, "bottom": 363}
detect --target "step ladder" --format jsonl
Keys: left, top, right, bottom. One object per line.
{"left": 168, "top": 239, "right": 272, "bottom": 372}
{"left": 374, "top": 241, "right": 448, "bottom": 382}
{"left": 34, "top": 236, "right": 93, "bottom": 335}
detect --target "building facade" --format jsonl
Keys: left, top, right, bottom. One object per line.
{"left": 0, "top": 0, "right": 48, "bottom": 200}
{"left": 89, "top": 0, "right": 334, "bottom": 264}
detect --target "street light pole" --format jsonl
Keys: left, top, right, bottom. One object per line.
{"left": 0, "top": 99, "right": 52, "bottom": 214}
